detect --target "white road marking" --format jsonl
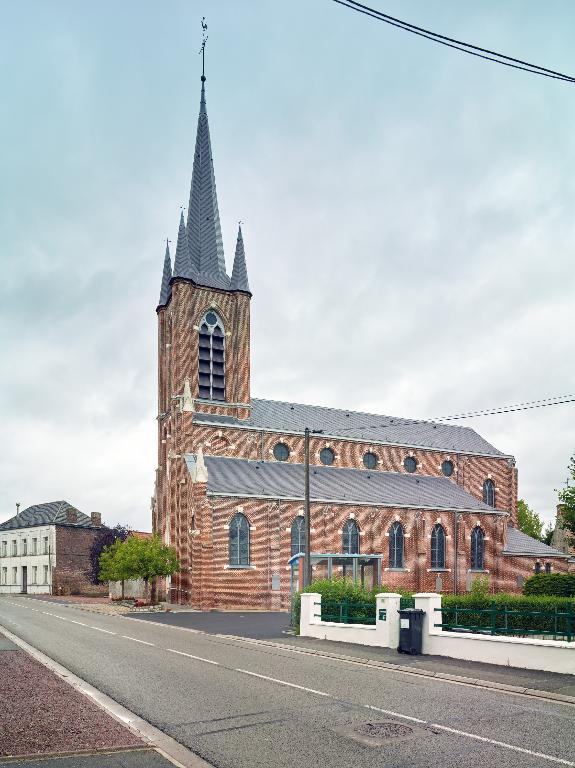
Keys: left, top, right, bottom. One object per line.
{"left": 366, "top": 704, "right": 427, "bottom": 724}
{"left": 235, "top": 668, "right": 331, "bottom": 697}
{"left": 431, "top": 724, "right": 575, "bottom": 767}
{"left": 69, "top": 620, "right": 87, "bottom": 626}
{"left": 121, "top": 635, "right": 155, "bottom": 646}
{"left": 167, "top": 648, "right": 220, "bottom": 665}
{"left": 88, "top": 626, "right": 116, "bottom": 635}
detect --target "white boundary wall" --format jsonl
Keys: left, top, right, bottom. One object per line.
{"left": 300, "top": 592, "right": 575, "bottom": 674}
{"left": 300, "top": 593, "right": 400, "bottom": 648}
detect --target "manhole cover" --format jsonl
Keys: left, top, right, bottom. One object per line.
{"left": 354, "top": 721, "right": 414, "bottom": 740}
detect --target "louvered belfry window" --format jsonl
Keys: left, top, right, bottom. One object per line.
{"left": 198, "top": 310, "right": 226, "bottom": 401}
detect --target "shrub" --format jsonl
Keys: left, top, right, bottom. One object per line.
{"left": 441, "top": 593, "right": 575, "bottom": 637}
{"left": 523, "top": 573, "right": 575, "bottom": 597}
{"left": 291, "top": 578, "right": 385, "bottom": 630}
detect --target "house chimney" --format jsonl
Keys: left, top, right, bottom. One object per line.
{"left": 90, "top": 512, "right": 102, "bottom": 527}
{"left": 66, "top": 508, "right": 78, "bottom": 525}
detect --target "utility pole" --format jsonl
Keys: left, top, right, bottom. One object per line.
{"left": 303, "top": 427, "right": 323, "bottom": 588}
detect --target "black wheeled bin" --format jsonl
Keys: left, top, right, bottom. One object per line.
{"left": 397, "top": 608, "right": 425, "bottom": 655}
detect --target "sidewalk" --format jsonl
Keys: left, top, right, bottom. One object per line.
{"left": 0, "top": 632, "right": 175, "bottom": 767}
{"left": 272, "top": 635, "right": 575, "bottom": 701}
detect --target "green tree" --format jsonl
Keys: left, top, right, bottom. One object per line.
{"left": 517, "top": 499, "right": 543, "bottom": 541}
{"left": 557, "top": 452, "right": 575, "bottom": 547}
{"left": 98, "top": 539, "right": 133, "bottom": 600}
{"left": 542, "top": 523, "right": 555, "bottom": 546}
{"left": 118, "top": 535, "right": 180, "bottom": 602}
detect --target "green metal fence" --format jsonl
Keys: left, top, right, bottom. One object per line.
{"left": 316, "top": 599, "right": 377, "bottom": 625}
{"left": 435, "top": 604, "right": 575, "bottom": 641}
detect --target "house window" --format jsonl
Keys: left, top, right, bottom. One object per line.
{"left": 1, "top": 568, "right": 7, "bottom": 585}
{"left": 431, "top": 524, "right": 446, "bottom": 569}
{"left": 12, "top": 567, "right": 17, "bottom": 585}
{"left": 198, "top": 310, "right": 225, "bottom": 401}
{"left": 22, "top": 540, "right": 27, "bottom": 556}
{"left": 319, "top": 447, "right": 335, "bottom": 466}
{"left": 363, "top": 452, "right": 378, "bottom": 469}
{"left": 43, "top": 537, "right": 49, "bottom": 555}
{"left": 1, "top": 541, "right": 6, "bottom": 557}
{"left": 291, "top": 517, "right": 305, "bottom": 557}
{"left": 273, "top": 443, "right": 290, "bottom": 462}
{"left": 534, "top": 562, "right": 542, "bottom": 574}
{"left": 389, "top": 521, "right": 404, "bottom": 569}
{"left": 43, "top": 565, "right": 49, "bottom": 584}
{"left": 471, "top": 527, "right": 485, "bottom": 570}
{"left": 32, "top": 538, "right": 37, "bottom": 555}
{"left": 31, "top": 566, "right": 37, "bottom": 584}
{"left": 545, "top": 562, "right": 552, "bottom": 574}
{"left": 229, "top": 513, "right": 250, "bottom": 567}
{"left": 342, "top": 520, "right": 359, "bottom": 555}
{"left": 483, "top": 479, "right": 495, "bottom": 507}
{"left": 403, "top": 456, "right": 417, "bottom": 473}
{"left": 441, "top": 460, "right": 454, "bottom": 477}
{"left": 12, "top": 541, "right": 17, "bottom": 556}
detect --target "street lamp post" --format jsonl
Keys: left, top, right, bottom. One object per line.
{"left": 303, "top": 427, "right": 323, "bottom": 589}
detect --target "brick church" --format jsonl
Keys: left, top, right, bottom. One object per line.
{"left": 152, "top": 73, "right": 570, "bottom": 609}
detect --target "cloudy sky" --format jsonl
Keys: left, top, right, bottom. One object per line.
{"left": 1, "top": 0, "right": 574, "bottom": 531}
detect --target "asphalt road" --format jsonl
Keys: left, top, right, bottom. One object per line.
{"left": 129, "top": 609, "right": 292, "bottom": 639}
{"left": 1, "top": 597, "right": 574, "bottom": 768}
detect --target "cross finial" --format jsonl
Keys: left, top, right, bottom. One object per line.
{"left": 199, "top": 17, "right": 208, "bottom": 81}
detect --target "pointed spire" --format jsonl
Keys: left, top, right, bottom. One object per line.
{"left": 173, "top": 210, "right": 194, "bottom": 279}
{"left": 186, "top": 79, "right": 230, "bottom": 290}
{"left": 157, "top": 239, "right": 172, "bottom": 308}
{"left": 182, "top": 378, "right": 194, "bottom": 412}
{"left": 194, "top": 445, "right": 208, "bottom": 484}
{"left": 230, "top": 224, "right": 251, "bottom": 294}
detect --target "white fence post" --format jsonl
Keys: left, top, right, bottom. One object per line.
{"left": 375, "top": 593, "right": 402, "bottom": 648}
{"left": 413, "top": 592, "right": 443, "bottom": 654}
{"left": 300, "top": 592, "right": 321, "bottom": 635}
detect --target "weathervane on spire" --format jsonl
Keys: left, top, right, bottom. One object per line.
{"left": 199, "top": 17, "right": 208, "bottom": 81}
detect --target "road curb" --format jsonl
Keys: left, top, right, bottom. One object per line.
{"left": 0, "top": 624, "right": 214, "bottom": 768}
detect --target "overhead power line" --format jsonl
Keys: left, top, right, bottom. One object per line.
{"left": 332, "top": 0, "right": 575, "bottom": 83}
{"left": 433, "top": 394, "right": 575, "bottom": 421}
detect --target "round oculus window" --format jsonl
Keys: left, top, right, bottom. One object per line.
{"left": 205, "top": 311, "right": 218, "bottom": 326}
{"left": 273, "top": 442, "right": 290, "bottom": 462}
{"left": 404, "top": 456, "right": 417, "bottom": 473}
{"left": 363, "top": 452, "right": 378, "bottom": 470}
{"left": 319, "top": 447, "right": 335, "bottom": 466}
{"left": 441, "top": 460, "right": 454, "bottom": 477}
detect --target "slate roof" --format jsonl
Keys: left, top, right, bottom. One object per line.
{"left": 193, "top": 398, "right": 508, "bottom": 457}
{"left": 503, "top": 526, "right": 569, "bottom": 558}
{"left": 184, "top": 79, "right": 231, "bottom": 291}
{"left": 0, "top": 501, "right": 95, "bottom": 531}
{"left": 230, "top": 225, "right": 250, "bottom": 293}
{"left": 157, "top": 240, "right": 172, "bottom": 308}
{"left": 185, "top": 455, "right": 503, "bottom": 512}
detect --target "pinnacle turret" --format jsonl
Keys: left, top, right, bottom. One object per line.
{"left": 173, "top": 210, "right": 193, "bottom": 279}
{"left": 157, "top": 240, "right": 172, "bottom": 308}
{"left": 230, "top": 224, "right": 251, "bottom": 294}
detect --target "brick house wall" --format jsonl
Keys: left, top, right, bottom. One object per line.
{"left": 53, "top": 526, "right": 105, "bottom": 596}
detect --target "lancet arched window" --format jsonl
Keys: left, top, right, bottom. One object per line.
{"left": 431, "top": 524, "right": 446, "bottom": 569}
{"left": 291, "top": 517, "right": 305, "bottom": 557}
{"left": 342, "top": 520, "right": 359, "bottom": 554}
{"left": 471, "top": 526, "right": 485, "bottom": 571}
{"left": 229, "top": 513, "right": 249, "bottom": 566}
{"left": 198, "top": 310, "right": 225, "bottom": 401}
{"left": 483, "top": 479, "right": 495, "bottom": 507}
{"left": 389, "top": 522, "right": 404, "bottom": 569}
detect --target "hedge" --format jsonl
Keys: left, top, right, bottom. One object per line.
{"left": 441, "top": 594, "right": 575, "bottom": 637}
{"left": 523, "top": 573, "right": 575, "bottom": 597}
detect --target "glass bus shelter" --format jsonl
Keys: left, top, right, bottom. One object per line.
{"left": 288, "top": 553, "right": 383, "bottom": 595}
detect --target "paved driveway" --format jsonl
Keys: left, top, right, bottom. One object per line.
{"left": 127, "top": 609, "right": 293, "bottom": 639}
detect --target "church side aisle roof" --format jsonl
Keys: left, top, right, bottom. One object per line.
{"left": 503, "top": 527, "right": 568, "bottom": 558}
{"left": 185, "top": 455, "right": 503, "bottom": 512}
{"left": 192, "top": 398, "right": 509, "bottom": 458}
